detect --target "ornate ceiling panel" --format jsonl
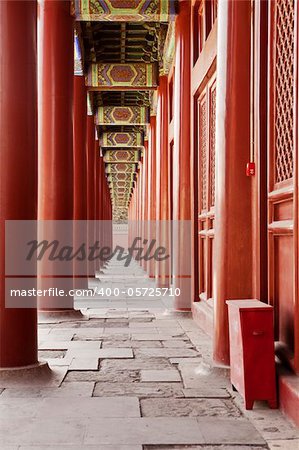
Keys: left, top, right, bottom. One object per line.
{"left": 102, "top": 131, "right": 143, "bottom": 147}
{"left": 77, "top": 1, "right": 175, "bottom": 222}
{"left": 104, "top": 149, "right": 140, "bottom": 163}
{"left": 74, "top": 0, "right": 175, "bottom": 22}
{"left": 105, "top": 163, "right": 137, "bottom": 173}
{"left": 87, "top": 63, "right": 158, "bottom": 88}
{"left": 96, "top": 106, "right": 149, "bottom": 125}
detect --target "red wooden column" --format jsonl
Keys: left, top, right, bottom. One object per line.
{"left": 95, "top": 144, "right": 101, "bottom": 271}
{"left": 156, "top": 76, "right": 170, "bottom": 287}
{"left": 148, "top": 116, "right": 157, "bottom": 278}
{"left": 173, "top": 0, "right": 192, "bottom": 308}
{"left": 138, "top": 160, "right": 143, "bottom": 265}
{"left": 142, "top": 140, "right": 149, "bottom": 271}
{"left": 38, "top": 0, "right": 77, "bottom": 313}
{"left": 86, "top": 115, "right": 96, "bottom": 275}
{"left": 0, "top": 0, "right": 38, "bottom": 368}
{"left": 73, "top": 76, "right": 87, "bottom": 286}
{"left": 213, "top": 0, "right": 252, "bottom": 365}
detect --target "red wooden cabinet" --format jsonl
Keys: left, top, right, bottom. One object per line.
{"left": 226, "top": 300, "right": 277, "bottom": 409}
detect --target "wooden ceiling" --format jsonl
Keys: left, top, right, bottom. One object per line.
{"left": 76, "top": 1, "right": 176, "bottom": 221}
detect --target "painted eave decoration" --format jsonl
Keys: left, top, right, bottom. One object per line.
{"left": 74, "top": 0, "right": 176, "bottom": 22}
{"left": 103, "top": 149, "right": 140, "bottom": 163}
{"left": 87, "top": 63, "right": 158, "bottom": 88}
{"left": 96, "top": 106, "right": 149, "bottom": 125}
{"left": 101, "top": 131, "right": 143, "bottom": 147}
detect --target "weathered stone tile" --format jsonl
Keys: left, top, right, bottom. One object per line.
{"left": 0, "top": 417, "right": 86, "bottom": 445}
{"left": 169, "top": 358, "right": 203, "bottom": 365}
{"left": 99, "top": 357, "right": 172, "bottom": 370}
{"left": 69, "top": 358, "right": 99, "bottom": 370}
{"left": 183, "top": 388, "right": 231, "bottom": 399}
{"left": 85, "top": 418, "right": 205, "bottom": 445}
{"left": 98, "top": 348, "right": 134, "bottom": 358}
{"left": 93, "top": 382, "right": 184, "bottom": 398}
{"left": 135, "top": 348, "right": 200, "bottom": 358}
{"left": 33, "top": 397, "right": 140, "bottom": 418}
{"left": 131, "top": 334, "right": 175, "bottom": 341}
{"left": 140, "top": 370, "right": 181, "bottom": 382}
{"left": 140, "top": 398, "right": 242, "bottom": 418}
{"left": 268, "top": 439, "right": 299, "bottom": 449}
{"left": 178, "top": 362, "right": 230, "bottom": 389}
{"left": 102, "top": 340, "right": 162, "bottom": 348}
{"left": 197, "top": 418, "right": 265, "bottom": 445}
{"left": 1, "top": 382, "right": 94, "bottom": 398}
{"left": 21, "top": 446, "right": 142, "bottom": 450}
{"left": 162, "top": 340, "right": 194, "bottom": 348}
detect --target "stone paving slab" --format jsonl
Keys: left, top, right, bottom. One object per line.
{"left": 84, "top": 418, "right": 205, "bottom": 445}
{"left": 140, "top": 398, "right": 241, "bottom": 417}
{"left": 93, "top": 382, "right": 184, "bottom": 398}
{"left": 268, "top": 439, "right": 299, "bottom": 449}
{"left": 20, "top": 447, "right": 142, "bottom": 450}
{"left": 197, "top": 418, "right": 266, "bottom": 445}
{"left": 182, "top": 388, "right": 231, "bottom": 399}
{"left": 141, "top": 369, "right": 181, "bottom": 382}
{"left": 0, "top": 418, "right": 87, "bottom": 446}
{"left": 102, "top": 339, "right": 163, "bottom": 348}
{"left": 135, "top": 348, "right": 201, "bottom": 358}
{"left": 0, "top": 397, "right": 140, "bottom": 418}
{"left": 0, "top": 382, "right": 94, "bottom": 398}
{"left": 69, "top": 357, "right": 99, "bottom": 370}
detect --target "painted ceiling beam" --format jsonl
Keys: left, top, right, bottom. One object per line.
{"left": 104, "top": 149, "right": 140, "bottom": 163}
{"left": 87, "top": 63, "right": 158, "bottom": 89}
{"left": 105, "top": 163, "right": 137, "bottom": 174}
{"left": 96, "top": 106, "right": 149, "bottom": 125}
{"left": 101, "top": 131, "right": 143, "bottom": 147}
{"left": 74, "top": 0, "right": 176, "bottom": 22}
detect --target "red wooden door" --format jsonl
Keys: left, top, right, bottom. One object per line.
{"left": 197, "top": 74, "right": 216, "bottom": 303}
{"left": 268, "top": 0, "right": 299, "bottom": 372}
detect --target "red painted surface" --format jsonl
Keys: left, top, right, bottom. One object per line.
{"left": 73, "top": 76, "right": 88, "bottom": 285}
{"left": 148, "top": 116, "right": 157, "bottom": 278}
{"left": 156, "top": 76, "right": 170, "bottom": 288}
{"left": 213, "top": 0, "right": 252, "bottom": 365}
{"left": 38, "top": 0, "right": 74, "bottom": 310}
{"left": 0, "top": 0, "right": 38, "bottom": 367}
{"left": 227, "top": 300, "right": 277, "bottom": 409}
{"left": 279, "top": 375, "right": 299, "bottom": 427}
{"left": 74, "top": 76, "right": 87, "bottom": 221}
{"left": 86, "top": 115, "right": 96, "bottom": 275}
{"left": 173, "top": 0, "right": 192, "bottom": 308}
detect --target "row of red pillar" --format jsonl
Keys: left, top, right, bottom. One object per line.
{"left": 0, "top": 0, "right": 112, "bottom": 368}
{"left": 128, "top": 0, "right": 191, "bottom": 311}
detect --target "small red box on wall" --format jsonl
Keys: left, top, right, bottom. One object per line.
{"left": 226, "top": 299, "right": 277, "bottom": 410}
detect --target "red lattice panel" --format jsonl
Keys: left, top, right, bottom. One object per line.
{"left": 274, "top": 0, "right": 295, "bottom": 184}
{"left": 209, "top": 86, "right": 216, "bottom": 207}
{"left": 199, "top": 96, "right": 207, "bottom": 211}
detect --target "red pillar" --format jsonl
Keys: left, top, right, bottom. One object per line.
{"left": 38, "top": 0, "right": 75, "bottom": 312}
{"left": 86, "top": 115, "right": 96, "bottom": 275}
{"left": 148, "top": 116, "right": 157, "bottom": 278}
{"left": 73, "top": 76, "right": 87, "bottom": 286}
{"left": 213, "top": 0, "right": 252, "bottom": 365}
{"left": 156, "top": 75, "right": 170, "bottom": 287}
{"left": 142, "top": 140, "right": 149, "bottom": 271}
{"left": 173, "top": 0, "right": 192, "bottom": 309}
{"left": 0, "top": 0, "right": 38, "bottom": 367}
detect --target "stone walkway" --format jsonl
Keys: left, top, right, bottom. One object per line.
{"left": 0, "top": 257, "right": 298, "bottom": 449}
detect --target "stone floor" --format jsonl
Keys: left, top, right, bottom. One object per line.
{"left": 0, "top": 257, "right": 298, "bottom": 449}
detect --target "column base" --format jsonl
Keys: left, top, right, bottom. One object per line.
{"left": 0, "top": 361, "right": 51, "bottom": 386}
{"left": 38, "top": 309, "right": 85, "bottom": 323}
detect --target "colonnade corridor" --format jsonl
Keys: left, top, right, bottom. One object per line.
{"left": 1, "top": 0, "right": 299, "bottom": 446}
{"left": 0, "top": 252, "right": 297, "bottom": 448}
